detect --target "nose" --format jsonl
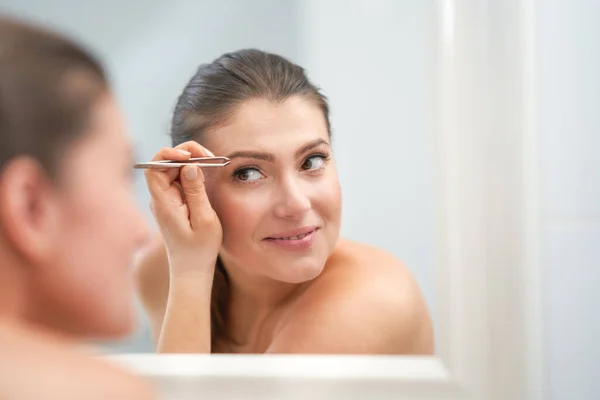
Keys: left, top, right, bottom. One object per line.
{"left": 273, "top": 177, "right": 311, "bottom": 219}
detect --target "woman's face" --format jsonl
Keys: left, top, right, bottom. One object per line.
{"left": 26, "top": 94, "right": 149, "bottom": 337}
{"left": 202, "top": 96, "right": 342, "bottom": 284}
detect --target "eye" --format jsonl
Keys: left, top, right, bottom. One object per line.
{"left": 234, "top": 167, "right": 264, "bottom": 182}
{"left": 301, "top": 154, "right": 327, "bottom": 171}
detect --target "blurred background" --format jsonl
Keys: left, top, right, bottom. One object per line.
{"left": 0, "top": 1, "right": 598, "bottom": 399}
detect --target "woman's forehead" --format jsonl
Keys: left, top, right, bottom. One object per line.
{"left": 203, "top": 97, "right": 329, "bottom": 153}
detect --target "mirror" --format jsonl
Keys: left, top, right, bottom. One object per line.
{"left": 0, "top": 0, "right": 439, "bottom": 355}
{"left": 8, "top": 0, "right": 596, "bottom": 399}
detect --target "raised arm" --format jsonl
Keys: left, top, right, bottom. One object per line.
{"left": 136, "top": 142, "right": 222, "bottom": 353}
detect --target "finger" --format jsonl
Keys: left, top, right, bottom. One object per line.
{"left": 174, "top": 140, "right": 216, "bottom": 158}
{"left": 144, "top": 143, "right": 216, "bottom": 235}
{"left": 180, "top": 165, "right": 214, "bottom": 230}
{"left": 172, "top": 180, "right": 184, "bottom": 199}
{"left": 145, "top": 143, "right": 215, "bottom": 195}
{"left": 149, "top": 197, "right": 181, "bottom": 235}
{"left": 151, "top": 147, "right": 192, "bottom": 162}
{"left": 145, "top": 147, "right": 191, "bottom": 199}
{"left": 144, "top": 148, "right": 190, "bottom": 235}
{"left": 150, "top": 193, "right": 189, "bottom": 239}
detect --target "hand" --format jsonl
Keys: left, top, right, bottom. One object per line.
{"left": 144, "top": 141, "right": 222, "bottom": 277}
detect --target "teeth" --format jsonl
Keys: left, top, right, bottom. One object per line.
{"left": 276, "top": 232, "right": 309, "bottom": 240}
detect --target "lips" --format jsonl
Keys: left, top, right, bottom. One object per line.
{"left": 264, "top": 226, "right": 319, "bottom": 241}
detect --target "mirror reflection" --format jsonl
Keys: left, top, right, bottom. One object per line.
{"left": 130, "top": 46, "right": 435, "bottom": 355}
{"left": 0, "top": 1, "right": 437, "bottom": 355}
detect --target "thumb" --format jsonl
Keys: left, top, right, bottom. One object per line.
{"left": 180, "top": 165, "right": 213, "bottom": 228}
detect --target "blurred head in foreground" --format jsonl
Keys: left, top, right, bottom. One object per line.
{"left": 0, "top": 16, "right": 148, "bottom": 339}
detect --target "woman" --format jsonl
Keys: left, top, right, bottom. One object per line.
{"left": 0, "top": 17, "right": 154, "bottom": 398}
{"left": 135, "top": 49, "right": 433, "bottom": 354}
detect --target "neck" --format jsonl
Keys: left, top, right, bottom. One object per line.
{"left": 0, "top": 240, "right": 29, "bottom": 324}
{"left": 0, "top": 238, "right": 74, "bottom": 342}
{"left": 220, "top": 258, "right": 307, "bottom": 347}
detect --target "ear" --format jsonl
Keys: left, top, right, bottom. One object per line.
{"left": 0, "top": 157, "right": 60, "bottom": 266}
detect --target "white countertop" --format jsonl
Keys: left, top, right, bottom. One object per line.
{"left": 104, "top": 354, "right": 469, "bottom": 400}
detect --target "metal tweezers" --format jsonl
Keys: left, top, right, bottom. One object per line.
{"left": 133, "top": 156, "right": 230, "bottom": 169}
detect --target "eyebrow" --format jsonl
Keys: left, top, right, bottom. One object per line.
{"left": 226, "top": 138, "right": 330, "bottom": 162}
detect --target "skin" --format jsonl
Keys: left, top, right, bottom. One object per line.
{"left": 136, "top": 96, "right": 434, "bottom": 354}
{"left": 0, "top": 321, "right": 155, "bottom": 400}
{"left": 0, "top": 93, "right": 155, "bottom": 398}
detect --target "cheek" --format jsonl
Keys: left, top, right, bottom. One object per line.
{"left": 311, "top": 171, "right": 342, "bottom": 218}
{"left": 208, "top": 185, "right": 267, "bottom": 246}
{"left": 65, "top": 192, "right": 121, "bottom": 242}
{"left": 55, "top": 185, "right": 142, "bottom": 320}
{"left": 54, "top": 184, "right": 139, "bottom": 283}
{"left": 36, "top": 190, "right": 131, "bottom": 327}
{"left": 206, "top": 170, "right": 342, "bottom": 247}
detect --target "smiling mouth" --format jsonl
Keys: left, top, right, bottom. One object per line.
{"left": 267, "top": 232, "right": 313, "bottom": 241}
{"left": 264, "top": 227, "right": 319, "bottom": 241}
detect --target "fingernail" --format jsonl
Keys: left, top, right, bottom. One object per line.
{"left": 177, "top": 149, "right": 191, "bottom": 156}
{"left": 205, "top": 149, "right": 215, "bottom": 157}
{"left": 184, "top": 166, "right": 198, "bottom": 180}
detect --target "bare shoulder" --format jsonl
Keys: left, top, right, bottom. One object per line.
{"left": 0, "top": 322, "right": 156, "bottom": 400}
{"left": 323, "top": 239, "right": 434, "bottom": 347}
{"left": 268, "top": 239, "right": 434, "bottom": 354}
{"left": 326, "top": 238, "right": 417, "bottom": 281}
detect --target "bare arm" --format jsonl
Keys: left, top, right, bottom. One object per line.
{"left": 266, "top": 251, "right": 434, "bottom": 355}
{"left": 157, "top": 269, "right": 214, "bottom": 353}
{"left": 133, "top": 235, "right": 213, "bottom": 353}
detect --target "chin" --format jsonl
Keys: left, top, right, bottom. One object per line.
{"left": 90, "top": 314, "right": 136, "bottom": 340}
{"left": 77, "top": 301, "right": 137, "bottom": 340}
{"left": 277, "top": 258, "right": 326, "bottom": 283}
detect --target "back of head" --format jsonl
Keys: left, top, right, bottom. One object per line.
{"left": 0, "top": 16, "right": 107, "bottom": 176}
{"left": 0, "top": 16, "right": 148, "bottom": 339}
